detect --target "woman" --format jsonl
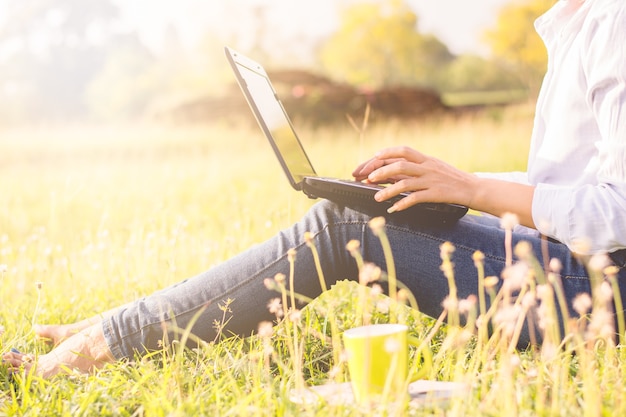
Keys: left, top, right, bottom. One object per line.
{"left": 4, "top": 0, "right": 626, "bottom": 377}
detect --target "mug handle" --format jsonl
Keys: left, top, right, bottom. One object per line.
{"left": 407, "top": 335, "right": 433, "bottom": 382}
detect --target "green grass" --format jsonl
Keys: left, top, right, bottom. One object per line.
{"left": 1, "top": 106, "right": 624, "bottom": 416}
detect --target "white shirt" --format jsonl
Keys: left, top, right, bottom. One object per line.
{"left": 489, "top": 0, "right": 626, "bottom": 254}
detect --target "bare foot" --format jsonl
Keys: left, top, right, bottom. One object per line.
{"left": 4, "top": 323, "right": 116, "bottom": 379}
{"left": 34, "top": 310, "right": 120, "bottom": 346}
{"left": 33, "top": 324, "right": 82, "bottom": 346}
{"left": 2, "top": 350, "right": 41, "bottom": 378}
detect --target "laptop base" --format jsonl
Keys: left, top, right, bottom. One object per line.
{"left": 303, "top": 177, "right": 468, "bottom": 223}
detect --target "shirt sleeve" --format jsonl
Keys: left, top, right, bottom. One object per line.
{"left": 475, "top": 171, "right": 529, "bottom": 185}
{"left": 533, "top": 2, "right": 626, "bottom": 254}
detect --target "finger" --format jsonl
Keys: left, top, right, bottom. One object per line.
{"left": 357, "top": 158, "right": 408, "bottom": 182}
{"left": 368, "top": 160, "right": 422, "bottom": 184}
{"left": 352, "top": 157, "right": 375, "bottom": 177}
{"left": 375, "top": 146, "right": 427, "bottom": 164}
{"left": 364, "top": 174, "right": 412, "bottom": 185}
{"left": 382, "top": 189, "right": 435, "bottom": 214}
{"left": 353, "top": 152, "right": 408, "bottom": 180}
{"left": 3, "top": 351, "right": 34, "bottom": 366}
{"left": 374, "top": 178, "right": 423, "bottom": 203}
{"left": 352, "top": 158, "right": 385, "bottom": 180}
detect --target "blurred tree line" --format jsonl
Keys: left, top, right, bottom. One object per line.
{"left": 319, "top": 0, "right": 552, "bottom": 94}
{"left": 0, "top": 0, "right": 552, "bottom": 125}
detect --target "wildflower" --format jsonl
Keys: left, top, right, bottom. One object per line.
{"left": 572, "top": 293, "right": 592, "bottom": 315}
{"left": 288, "top": 309, "right": 302, "bottom": 323}
{"left": 541, "top": 342, "right": 558, "bottom": 362}
{"left": 494, "top": 304, "right": 522, "bottom": 328}
{"left": 536, "top": 303, "right": 555, "bottom": 331}
{"left": 599, "top": 323, "right": 616, "bottom": 340}
{"left": 509, "top": 354, "right": 521, "bottom": 369}
{"left": 376, "top": 299, "right": 390, "bottom": 314}
{"left": 587, "top": 309, "right": 615, "bottom": 341}
{"left": 458, "top": 295, "right": 477, "bottom": 315}
{"left": 453, "top": 329, "right": 474, "bottom": 347}
{"left": 263, "top": 278, "right": 277, "bottom": 291}
{"left": 501, "top": 262, "right": 529, "bottom": 294}
{"left": 500, "top": 212, "right": 519, "bottom": 230}
{"left": 345, "top": 240, "right": 360, "bottom": 254}
{"left": 526, "top": 368, "right": 539, "bottom": 379}
{"left": 303, "top": 232, "right": 314, "bottom": 244}
{"left": 359, "top": 262, "right": 381, "bottom": 285}
{"left": 441, "top": 296, "right": 458, "bottom": 312}
{"left": 521, "top": 291, "right": 537, "bottom": 309}
{"left": 604, "top": 265, "right": 620, "bottom": 278}
{"left": 370, "top": 284, "right": 383, "bottom": 296}
{"left": 514, "top": 241, "right": 533, "bottom": 260}
{"left": 257, "top": 321, "right": 273, "bottom": 338}
{"left": 588, "top": 253, "right": 610, "bottom": 272}
{"left": 536, "top": 284, "right": 553, "bottom": 301}
{"left": 36, "top": 281, "right": 43, "bottom": 290}
{"left": 549, "top": 258, "right": 563, "bottom": 274}
{"left": 397, "top": 288, "right": 410, "bottom": 303}
{"left": 218, "top": 299, "right": 233, "bottom": 313}
{"left": 484, "top": 276, "right": 499, "bottom": 289}
{"left": 287, "top": 248, "right": 297, "bottom": 262}
{"left": 0, "top": 264, "right": 7, "bottom": 274}
{"left": 502, "top": 322, "right": 517, "bottom": 339}
{"left": 368, "top": 216, "right": 386, "bottom": 236}
{"left": 472, "top": 251, "right": 484, "bottom": 267}
{"left": 440, "top": 261, "right": 455, "bottom": 278}
{"left": 440, "top": 241, "right": 455, "bottom": 258}
{"left": 267, "top": 298, "right": 283, "bottom": 317}
{"left": 274, "top": 273, "right": 286, "bottom": 285}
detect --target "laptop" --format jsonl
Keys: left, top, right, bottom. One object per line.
{"left": 224, "top": 46, "right": 468, "bottom": 223}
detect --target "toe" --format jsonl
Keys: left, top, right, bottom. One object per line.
{"left": 3, "top": 350, "right": 35, "bottom": 372}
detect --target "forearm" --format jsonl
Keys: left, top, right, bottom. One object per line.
{"left": 469, "top": 177, "right": 536, "bottom": 229}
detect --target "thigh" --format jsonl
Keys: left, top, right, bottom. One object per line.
{"left": 369, "top": 212, "right": 592, "bottom": 320}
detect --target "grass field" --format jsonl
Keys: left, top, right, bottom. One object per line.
{"left": 1, "top": 105, "right": 624, "bottom": 416}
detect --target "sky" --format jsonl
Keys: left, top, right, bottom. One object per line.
{"left": 408, "top": 0, "right": 515, "bottom": 54}
{"left": 0, "top": 0, "right": 524, "bottom": 123}
{"left": 110, "top": 0, "right": 515, "bottom": 57}
{"left": 0, "top": 0, "right": 516, "bottom": 57}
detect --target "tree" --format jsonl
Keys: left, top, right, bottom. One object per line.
{"left": 86, "top": 33, "right": 158, "bottom": 122}
{"left": 0, "top": 0, "right": 118, "bottom": 43}
{"left": 442, "top": 55, "right": 525, "bottom": 93}
{"left": 318, "top": 0, "right": 453, "bottom": 89}
{"left": 483, "top": 0, "right": 554, "bottom": 93}
{"left": 0, "top": 0, "right": 122, "bottom": 123}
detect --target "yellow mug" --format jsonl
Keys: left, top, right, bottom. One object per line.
{"left": 343, "top": 323, "right": 415, "bottom": 405}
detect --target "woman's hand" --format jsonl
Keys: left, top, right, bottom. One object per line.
{"left": 352, "top": 146, "right": 536, "bottom": 227}
{"left": 352, "top": 146, "right": 479, "bottom": 212}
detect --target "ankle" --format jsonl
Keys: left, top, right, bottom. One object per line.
{"left": 86, "top": 323, "right": 115, "bottom": 363}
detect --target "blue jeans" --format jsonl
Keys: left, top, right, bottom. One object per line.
{"left": 102, "top": 200, "right": 626, "bottom": 359}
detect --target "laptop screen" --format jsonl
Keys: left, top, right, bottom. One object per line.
{"left": 234, "top": 61, "right": 317, "bottom": 188}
